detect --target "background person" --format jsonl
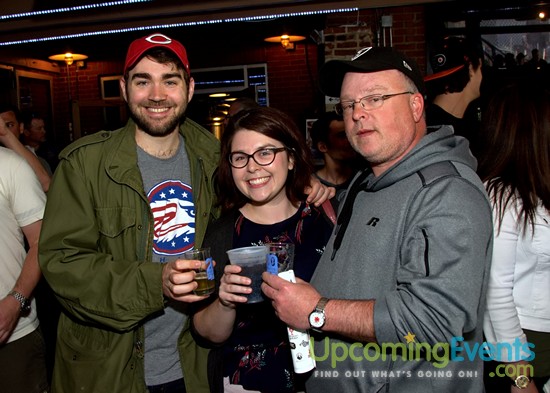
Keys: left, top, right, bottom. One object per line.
{"left": 479, "top": 82, "right": 550, "bottom": 393}
{"left": 424, "top": 36, "right": 484, "bottom": 156}
{"left": 21, "top": 111, "right": 56, "bottom": 175}
{"left": 262, "top": 46, "right": 493, "bottom": 393}
{"left": 310, "top": 111, "right": 362, "bottom": 212}
{"left": 224, "top": 97, "right": 260, "bottom": 127}
{"left": 525, "top": 48, "right": 547, "bottom": 71}
{"left": 194, "top": 107, "right": 334, "bottom": 393}
{"left": 0, "top": 103, "right": 51, "bottom": 191}
{"left": 0, "top": 116, "right": 49, "bottom": 393}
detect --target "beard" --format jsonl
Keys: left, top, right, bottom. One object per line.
{"left": 128, "top": 101, "right": 187, "bottom": 137}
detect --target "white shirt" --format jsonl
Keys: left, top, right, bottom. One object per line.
{"left": 0, "top": 147, "right": 46, "bottom": 343}
{"left": 483, "top": 192, "right": 550, "bottom": 362}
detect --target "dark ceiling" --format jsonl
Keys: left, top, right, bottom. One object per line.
{"left": 3, "top": 16, "right": 327, "bottom": 63}
{"left": 1, "top": 0, "right": 548, "bottom": 64}
{"left": 0, "top": 0, "right": 444, "bottom": 63}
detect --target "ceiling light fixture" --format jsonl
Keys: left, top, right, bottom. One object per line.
{"left": 209, "top": 93, "right": 229, "bottom": 98}
{"left": 49, "top": 52, "right": 88, "bottom": 66}
{"left": 265, "top": 34, "right": 306, "bottom": 51}
{"left": 49, "top": 52, "right": 89, "bottom": 100}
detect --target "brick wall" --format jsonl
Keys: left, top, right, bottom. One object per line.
{"left": 266, "top": 42, "right": 319, "bottom": 123}
{"left": 324, "top": 6, "right": 427, "bottom": 73}
{"left": 52, "top": 60, "right": 123, "bottom": 145}
{"left": 45, "top": 5, "right": 427, "bottom": 145}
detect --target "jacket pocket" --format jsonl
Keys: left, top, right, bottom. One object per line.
{"left": 531, "top": 209, "right": 550, "bottom": 256}
{"left": 96, "top": 206, "right": 136, "bottom": 237}
{"left": 54, "top": 317, "right": 112, "bottom": 392}
{"left": 53, "top": 316, "right": 138, "bottom": 393}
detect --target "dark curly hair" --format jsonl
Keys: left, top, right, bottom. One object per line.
{"left": 216, "top": 107, "right": 313, "bottom": 212}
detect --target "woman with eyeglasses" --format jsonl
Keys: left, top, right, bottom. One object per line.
{"left": 193, "top": 106, "right": 335, "bottom": 393}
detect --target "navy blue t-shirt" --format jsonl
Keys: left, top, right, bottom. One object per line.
{"left": 225, "top": 202, "right": 333, "bottom": 392}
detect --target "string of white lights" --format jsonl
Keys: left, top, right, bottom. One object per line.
{"left": 0, "top": 7, "right": 358, "bottom": 46}
{"left": 0, "top": 0, "right": 152, "bottom": 21}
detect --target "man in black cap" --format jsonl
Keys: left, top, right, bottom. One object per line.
{"left": 263, "top": 46, "right": 493, "bottom": 393}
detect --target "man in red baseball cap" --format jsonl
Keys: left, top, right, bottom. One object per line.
{"left": 39, "top": 32, "right": 333, "bottom": 393}
{"left": 39, "top": 32, "right": 220, "bottom": 393}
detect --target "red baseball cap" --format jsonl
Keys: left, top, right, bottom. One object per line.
{"left": 124, "top": 33, "right": 190, "bottom": 74}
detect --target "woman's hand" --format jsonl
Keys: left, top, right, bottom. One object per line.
{"left": 511, "top": 382, "right": 538, "bottom": 393}
{"left": 509, "top": 360, "right": 538, "bottom": 393}
{"left": 218, "top": 264, "right": 252, "bottom": 308}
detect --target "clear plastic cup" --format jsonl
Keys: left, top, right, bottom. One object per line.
{"left": 182, "top": 247, "right": 215, "bottom": 296}
{"left": 226, "top": 245, "right": 269, "bottom": 303}
{"left": 266, "top": 242, "right": 295, "bottom": 275}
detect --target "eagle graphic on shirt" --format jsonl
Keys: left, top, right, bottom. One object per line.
{"left": 148, "top": 179, "right": 195, "bottom": 256}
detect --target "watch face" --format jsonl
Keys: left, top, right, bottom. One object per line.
{"left": 515, "top": 375, "right": 530, "bottom": 389}
{"left": 309, "top": 311, "right": 325, "bottom": 328}
{"left": 22, "top": 300, "right": 31, "bottom": 312}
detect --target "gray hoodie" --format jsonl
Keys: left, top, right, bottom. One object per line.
{"left": 308, "top": 126, "right": 493, "bottom": 393}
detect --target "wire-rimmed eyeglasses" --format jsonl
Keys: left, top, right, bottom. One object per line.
{"left": 334, "top": 91, "right": 413, "bottom": 115}
{"left": 229, "top": 147, "right": 289, "bottom": 168}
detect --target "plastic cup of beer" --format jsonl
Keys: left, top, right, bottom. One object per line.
{"left": 182, "top": 247, "right": 215, "bottom": 296}
{"left": 266, "top": 242, "right": 295, "bottom": 275}
{"left": 226, "top": 245, "right": 269, "bottom": 303}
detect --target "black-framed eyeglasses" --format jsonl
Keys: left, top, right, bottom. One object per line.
{"left": 229, "top": 147, "right": 288, "bottom": 169}
{"left": 334, "top": 91, "right": 413, "bottom": 115}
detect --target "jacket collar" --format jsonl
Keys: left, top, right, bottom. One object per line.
{"left": 104, "top": 117, "right": 219, "bottom": 189}
{"left": 105, "top": 119, "right": 144, "bottom": 190}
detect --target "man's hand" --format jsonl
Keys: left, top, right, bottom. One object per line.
{"left": 162, "top": 259, "right": 209, "bottom": 302}
{"left": 0, "top": 296, "right": 21, "bottom": 344}
{"left": 261, "top": 272, "right": 321, "bottom": 330}
{"left": 0, "top": 117, "right": 12, "bottom": 139}
{"left": 305, "top": 176, "right": 336, "bottom": 206}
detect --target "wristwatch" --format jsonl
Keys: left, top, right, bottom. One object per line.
{"left": 8, "top": 290, "right": 31, "bottom": 314}
{"left": 309, "top": 297, "right": 329, "bottom": 331}
{"left": 513, "top": 374, "right": 531, "bottom": 389}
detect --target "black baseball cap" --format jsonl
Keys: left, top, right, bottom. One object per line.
{"left": 319, "top": 46, "right": 426, "bottom": 97}
{"left": 425, "top": 36, "right": 473, "bottom": 82}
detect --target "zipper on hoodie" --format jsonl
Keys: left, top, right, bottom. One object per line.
{"left": 421, "top": 228, "right": 430, "bottom": 276}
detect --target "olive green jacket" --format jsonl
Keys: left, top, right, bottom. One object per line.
{"left": 38, "top": 118, "right": 220, "bottom": 393}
